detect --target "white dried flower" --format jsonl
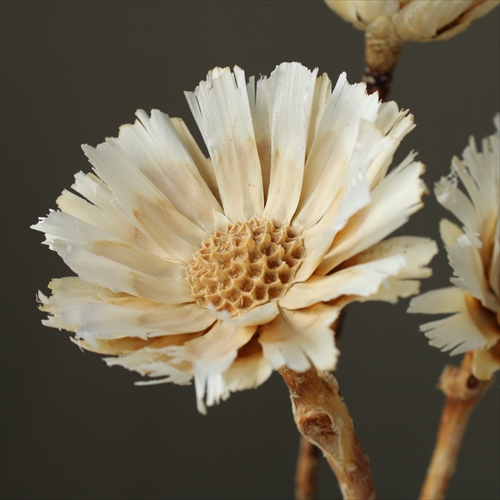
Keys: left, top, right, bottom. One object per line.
{"left": 409, "top": 114, "right": 500, "bottom": 381}
{"left": 325, "top": 0, "right": 499, "bottom": 42}
{"left": 34, "top": 63, "right": 436, "bottom": 412}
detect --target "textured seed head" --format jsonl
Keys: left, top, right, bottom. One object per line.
{"left": 187, "top": 217, "right": 305, "bottom": 315}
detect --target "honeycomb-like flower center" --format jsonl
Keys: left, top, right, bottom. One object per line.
{"left": 187, "top": 217, "right": 305, "bottom": 315}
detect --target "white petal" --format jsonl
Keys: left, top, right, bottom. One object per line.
{"left": 82, "top": 141, "right": 207, "bottom": 262}
{"left": 104, "top": 333, "right": 201, "bottom": 385}
{"left": 120, "top": 109, "right": 223, "bottom": 232}
{"left": 408, "top": 287, "right": 466, "bottom": 315}
{"left": 296, "top": 171, "right": 371, "bottom": 282}
{"left": 166, "top": 320, "right": 257, "bottom": 413}
{"left": 45, "top": 243, "right": 192, "bottom": 304}
{"left": 447, "top": 240, "right": 497, "bottom": 312}
{"left": 169, "top": 117, "right": 220, "bottom": 202}
{"left": 207, "top": 300, "right": 280, "bottom": 327}
{"left": 262, "top": 63, "right": 318, "bottom": 222}
{"left": 306, "top": 73, "right": 332, "bottom": 159}
{"left": 223, "top": 339, "right": 273, "bottom": 392}
{"left": 421, "top": 314, "right": 492, "bottom": 356}
{"left": 281, "top": 254, "right": 406, "bottom": 310}
{"left": 33, "top": 211, "right": 186, "bottom": 279}
{"left": 247, "top": 75, "right": 271, "bottom": 202}
{"left": 318, "top": 154, "right": 425, "bottom": 274}
{"left": 185, "top": 66, "right": 264, "bottom": 221}
{"left": 259, "top": 305, "right": 339, "bottom": 372}
{"left": 343, "top": 236, "right": 438, "bottom": 303}
{"left": 294, "top": 73, "right": 380, "bottom": 228}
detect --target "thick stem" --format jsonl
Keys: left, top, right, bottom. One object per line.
{"left": 363, "top": 33, "right": 403, "bottom": 101}
{"left": 420, "top": 352, "right": 494, "bottom": 500}
{"left": 279, "top": 366, "right": 376, "bottom": 500}
{"left": 295, "top": 436, "right": 321, "bottom": 500}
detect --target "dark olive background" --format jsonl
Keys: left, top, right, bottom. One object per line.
{"left": 1, "top": 1, "right": 499, "bottom": 499}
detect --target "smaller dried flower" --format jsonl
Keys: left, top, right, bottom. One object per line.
{"left": 409, "top": 114, "right": 500, "bottom": 381}
{"left": 325, "top": 0, "right": 499, "bottom": 43}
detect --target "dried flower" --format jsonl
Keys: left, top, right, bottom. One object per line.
{"left": 34, "top": 63, "right": 436, "bottom": 412}
{"left": 325, "top": 0, "right": 499, "bottom": 43}
{"left": 409, "top": 114, "right": 500, "bottom": 381}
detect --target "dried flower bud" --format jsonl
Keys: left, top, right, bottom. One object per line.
{"left": 325, "top": 0, "right": 499, "bottom": 43}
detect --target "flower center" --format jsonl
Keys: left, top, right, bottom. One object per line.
{"left": 187, "top": 217, "right": 305, "bottom": 315}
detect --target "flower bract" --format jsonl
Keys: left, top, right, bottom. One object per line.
{"left": 325, "top": 0, "right": 499, "bottom": 42}
{"left": 34, "top": 63, "right": 436, "bottom": 412}
{"left": 409, "top": 114, "right": 500, "bottom": 380}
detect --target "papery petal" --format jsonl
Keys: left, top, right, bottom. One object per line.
{"left": 343, "top": 236, "right": 438, "bottom": 303}
{"left": 281, "top": 254, "right": 406, "bottom": 310}
{"left": 259, "top": 305, "right": 339, "bottom": 372}
{"left": 223, "top": 338, "right": 273, "bottom": 392}
{"left": 318, "top": 154, "right": 425, "bottom": 274}
{"left": 185, "top": 66, "right": 264, "bottom": 221}
{"left": 294, "top": 73, "right": 380, "bottom": 228}
{"left": 166, "top": 320, "right": 257, "bottom": 413}
{"left": 82, "top": 142, "right": 207, "bottom": 262}
{"left": 261, "top": 63, "right": 318, "bottom": 222}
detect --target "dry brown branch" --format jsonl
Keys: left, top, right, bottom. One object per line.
{"left": 279, "top": 366, "right": 376, "bottom": 500}
{"left": 420, "top": 352, "right": 494, "bottom": 500}
{"left": 363, "top": 33, "right": 403, "bottom": 101}
{"left": 295, "top": 436, "right": 321, "bottom": 500}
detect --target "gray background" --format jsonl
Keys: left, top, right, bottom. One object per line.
{"left": 1, "top": 1, "right": 499, "bottom": 499}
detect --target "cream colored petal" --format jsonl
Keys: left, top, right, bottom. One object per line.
{"left": 45, "top": 243, "right": 192, "bottom": 304}
{"left": 170, "top": 117, "right": 220, "bottom": 204}
{"left": 296, "top": 171, "right": 371, "bottom": 283}
{"left": 166, "top": 320, "right": 257, "bottom": 412}
{"left": 415, "top": 289, "right": 500, "bottom": 356}
{"left": 306, "top": 73, "right": 332, "bottom": 160}
{"left": 223, "top": 338, "right": 273, "bottom": 392}
{"left": 259, "top": 305, "right": 339, "bottom": 372}
{"left": 104, "top": 332, "right": 202, "bottom": 386}
{"left": 472, "top": 342, "right": 500, "bottom": 381}
{"left": 318, "top": 155, "right": 425, "bottom": 275}
{"left": 435, "top": 171, "right": 478, "bottom": 234}
{"left": 447, "top": 239, "right": 497, "bottom": 312}
{"left": 247, "top": 75, "right": 271, "bottom": 203}
{"left": 82, "top": 142, "right": 207, "bottom": 262}
{"left": 343, "top": 236, "right": 438, "bottom": 303}
{"left": 207, "top": 300, "right": 280, "bottom": 327}
{"left": 408, "top": 287, "right": 466, "bottom": 315}
{"left": 32, "top": 211, "right": 186, "bottom": 279}
{"left": 59, "top": 302, "right": 215, "bottom": 344}
{"left": 261, "top": 63, "right": 318, "bottom": 222}
{"left": 489, "top": 219, "right": 499, "bottom": 299}
{"left": 114, "top": 109, "right": 223, "bottom": 233}
{"left": 294, "top": 73, "right": 380, "bottom": 228}
{"left": 71, "top": 336, "right": 157, "bottom": 356}
{"left": 439, "top": 218, "right": 463, "bottom": 246}
{"left": 421, "top": 315, "right": 489, "bottom": 355}
{"left": 366, "top": 106, "right": 415, "bottom": 188}
{"left": 54, "top": 176, "right": 163, "bottom": 256}
{"left": 393, "top": 1, "right": 475, "bottom": 40}
{"left": 281, "top": 254, "right": 406, "bottom": 310}
{"left": 185, "top": 66, "right": 264, "bottom": 221}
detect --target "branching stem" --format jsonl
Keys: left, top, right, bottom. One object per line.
{"left": 420, "top": 352, "right": 494, "bottom": 499}
{"left": 279, "top": 366, "right": 376, "bottom": 500}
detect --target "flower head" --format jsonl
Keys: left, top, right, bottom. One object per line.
{"left": 325, "top": 0, "right": 499, "bottom": 43}
{"left": 409, "top": 114, "right": 500, "bottom": 381}
{"left": 34, "top": 63, "right": 436, "bottom": 412}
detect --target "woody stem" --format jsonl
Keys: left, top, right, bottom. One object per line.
{"left": 420, "top": 352, "right": 494, "bottom": 500}
{"left": 363, "top": 33, "right": 403, "bottom": 101}
{"left": 279, "top": 366, "right": 376, "bottom": 500}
